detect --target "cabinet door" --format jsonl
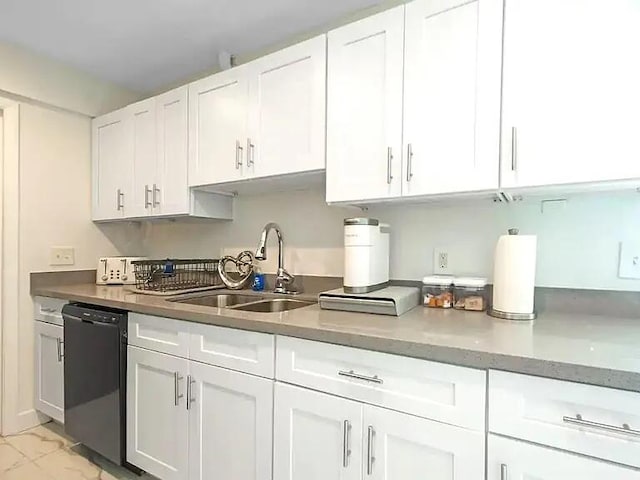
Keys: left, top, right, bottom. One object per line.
{"left": 188, "top": 362, "right": 273, "bottom": 480}
{"left": 127, "top": 346, "right": 189, "bottom": 480}
{"left": 34, "top": 321, "right": 64, "bottom": 423}
{"left": 501, "top": 0, "right": 640, "bottom": 189}
{"left": 365, "top": 405, "right": 484, "bottom": 480}
{"left": 274, "top": 383, "right": 363, "bottom": 480}
{"left": 326, "top": 7, "right": 404, "bottom": 203}
{"left": 92, "top": 108, "right": 131, "bottom": 220}
{"left": 249, "top": 35, "right": 326, "bottom": 178}
{"left": 488, "top": 434, "right": 640, "bottom": 479}
{"left": 156, "top": 86, "right": 189, "bottom": 216}
{"left": 188, "top": 67, "right": 249, "bottom": 186}
{"left": 403, "top": 0, "right": 502, "bottom": 196}
{"left": 128, "top": 98, "right": 156, "bottom": 218}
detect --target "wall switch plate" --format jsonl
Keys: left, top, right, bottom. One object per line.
{"left": 50, "top": 247, "right": 75, "bottom": 266}
{"left": 618, "top": 242, "right": 640, "bottom": 279}
{"left": 433, "top": 248, "right": 452, "bottom": 274}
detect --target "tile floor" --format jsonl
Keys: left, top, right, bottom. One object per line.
{"left": 0, "top": 423, "right": 154, "bottom": 480}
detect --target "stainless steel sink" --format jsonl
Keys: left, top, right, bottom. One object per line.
{"left": 231, "top": 299, "right": 314, "bottom": 313}
{"left": 172, "top": 293, "right": 262, "bottom": 308}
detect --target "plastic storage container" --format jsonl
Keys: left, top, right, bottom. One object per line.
{"left": 453, "top": 277, "right": 488, "bottom": 311}
{"left": 422, "top": 276, "right": 454, "bottom": 308}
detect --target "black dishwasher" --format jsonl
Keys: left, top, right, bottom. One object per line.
{"left": 62, "top": 303, "right": 134, "bottom": 470}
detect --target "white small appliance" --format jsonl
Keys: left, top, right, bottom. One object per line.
{"left": 343, "top": 218, "right": 390, "bottom": 294}
{"left": 96, "top": 257, "right": 146, "bottom": 285}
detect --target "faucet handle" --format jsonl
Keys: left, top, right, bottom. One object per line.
{"left": 278, "top": 268, "right": 294, "bottom": 284}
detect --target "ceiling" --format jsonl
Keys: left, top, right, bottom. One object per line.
{"left": 0, "top": 0, "right": 381, "bottom": 93}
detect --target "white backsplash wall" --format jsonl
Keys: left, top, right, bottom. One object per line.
{"left": 141, "top": 187, "right": 640, "bottom": 291}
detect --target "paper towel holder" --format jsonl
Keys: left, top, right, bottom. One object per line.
{"left": 487, "top": 227, "right": 537, "bottom": 321}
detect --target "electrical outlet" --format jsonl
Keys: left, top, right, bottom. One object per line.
{"left": 618, "top": 241, "right": 640, "bottom": 279}
{"left": 50, "top": 247, "right": 75, "bottom": 266}
{"left": 433, "top": 248, "right": 452, "bottom": 274}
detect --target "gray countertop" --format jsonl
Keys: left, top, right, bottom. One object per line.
{"left": 33, "top": 283, "right": 640, "bottom": 392}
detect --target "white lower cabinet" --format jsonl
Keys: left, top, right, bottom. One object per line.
{"left": 188, "top": 361, "right": 273, "bottom": 480}
{"left": 273, "top": 382, "right": 483, "bottom": 480}
{"left": 127, "top": 344, "right": 274, "bottom": 480}
{"left": 365, "top": 405, "right": 484, "bottom": 480}
{"left": 127, "top": 346, "right": 189, "bottom": 480}
{"left": 34, "top": 321, "right": 64, "bottom": 423}
{"left": 274, "top": 383, "right": 363, "bottom": 480}
{"left": 488, "top": 434, "right": 640, "bottom": 479}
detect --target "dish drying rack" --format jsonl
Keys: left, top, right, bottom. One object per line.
{"left": 131, "top": 259, "right": 224, "bottom": 295}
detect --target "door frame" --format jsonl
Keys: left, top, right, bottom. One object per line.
{"left": 0, "top": 96, "right": 20, "bottom": 435}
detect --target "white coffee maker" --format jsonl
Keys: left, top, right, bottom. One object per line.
{"left": 343, "top": 218, "right": 390, "bottom": 293}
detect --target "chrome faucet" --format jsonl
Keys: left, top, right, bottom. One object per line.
{"left": 255, "top": 223, "right": 297, "bottom": 294}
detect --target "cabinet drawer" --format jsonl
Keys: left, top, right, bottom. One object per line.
{"left": 189, "top": 323, "right": 275, "bottom": 378}
{"left": 34, "top": 296, "right": 67, "bottom": 326}
{"left": 128, "top": 313, "right": 189, "bottom": 358}
{"left": 489, "top": 370, "right": 640, "bottom": 468}
{"left": 276, "top": 336, "right": 486, "bottom": 430}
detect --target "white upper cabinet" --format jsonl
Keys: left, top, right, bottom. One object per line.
{"left": 155, "top": 86, "right": 190, "bottom": 216}
{"left": 326, "top": 7, "right": 405, "bottom": 203}
{"left": 402, "top": 0, "right": 502, "bottom": 197}
{"left": 501, "top": 0, "right": 640, "bottom": 189}
{"left": 92, "top": 108, "right": 132, "bottom": 220}
{"left": 248, "top": 35, "right": 326, "bottom": 179}
{"left": 93, "top": 86, "right": 232, "bottom": 222}
{"left": 188, "top": 66, "right": 250, "bottom": 186}
{"left": 129, "top": 98, "right": 157, "bottom": 218}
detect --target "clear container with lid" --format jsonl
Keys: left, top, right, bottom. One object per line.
{"left": 422, "top": 276, "right": 454, "bottom": 308}
{"left": 453, "top": 277, "right": 488, "bottom": 311}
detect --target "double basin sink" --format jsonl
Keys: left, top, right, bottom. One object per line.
{"left": 171, "top": 293, "right": 314, "bottom": 313}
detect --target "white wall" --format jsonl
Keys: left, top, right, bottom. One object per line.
{"left": 0, "top": 41, "right": 142, "bottom": 116}
{"left": 142, "top": 187, "right": 640, "bottom": 292}
{"left": 2, "top": 101, "right": 141, "bottom": 434}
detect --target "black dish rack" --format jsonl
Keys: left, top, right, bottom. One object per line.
{"left": 132, "top": 259, "right": 221, "bottom": 293}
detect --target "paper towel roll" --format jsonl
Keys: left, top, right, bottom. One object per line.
{"left": 492, "top": 232, "right": 537, "bottom": 315}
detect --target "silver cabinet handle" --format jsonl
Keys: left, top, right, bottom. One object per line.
{"left": 501, "top": 463, "right": 508, "bottom": 480}
{"left": 342, "top": 420, "right": 352, "bottom": 468}
{"left": 186, "top": 375, "right": 196, "bottom": 410}
{"left": 247, "top": 138, "right": 255, "bottom": 167}
{"left": 56, "top": 338, "right": 63, "bottom": 362}
{"left": 562, "top": 414, "right": 640, "bottom": 437}
{"left": 338, "top": 370, "right": 383, "bottom": 384}
{"left": 235, "top": 140, "right": 244, "bottom": 169}
{"left": 116, "top": 189, "right": 124, "bottom": 210}
{"left": 41, "top": 307, "right": 56, "bottom": 313}
{"left": 174, "top": 372, "right": 184, "bottom": 406}
{"left": 511, "top": 126, "right": 517, "bottom": 171}
{"left": 406, "top": 143, "right": 413, "bottom": 182}
{"left": 152, "top": 183, "right": 160, "bottom": 207}
{"left": 144, "top": 185, "right": 152, "bottom": 208}
{"left": 386, "top": 147, "right": 393, "bottom": 184}
{"left": 366, "top": 425, "right": 375, "bottom": 475}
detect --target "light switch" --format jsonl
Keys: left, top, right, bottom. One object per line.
{"left": 618, "top": 242, "right": 640, "bottom": 279}
{"left": 50, "top": 247, "right": 75, "bottom": 266}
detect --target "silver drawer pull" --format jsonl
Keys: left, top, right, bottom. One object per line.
{"left": 338, "top": 370, "right": 383, "bottom": 384}
{"left": 174, "top": 372, "right": 184, "bottom": 406}
{"left": 366, "top": 425, "right": 375, "bottom": 475}
{"left": 41, "top": 307, "right": 56, "bottom": 313}
{"left": 562, "top": 414, "right": 640, "bottom": 437}
{"left": 342, "top": 420, "right": 351, "bottom": 468}
{"left": 500, "top": 463, "right": 508, "bottom": 480}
